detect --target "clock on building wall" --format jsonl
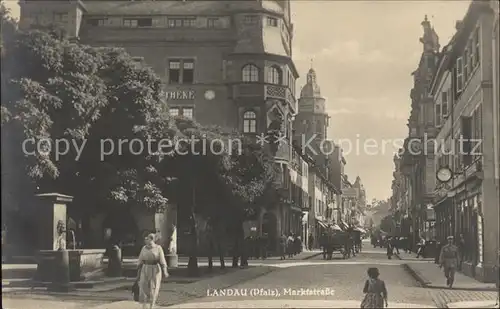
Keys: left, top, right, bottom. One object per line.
{"left": 204, "top": 90, "right": 215, "bottom": 100}
{"left": 436, "top": 166, "right": 453, "bottom": 183}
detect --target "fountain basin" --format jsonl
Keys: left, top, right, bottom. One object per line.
{"left": 35, "top": 249, "right": 105, "bottom": 282}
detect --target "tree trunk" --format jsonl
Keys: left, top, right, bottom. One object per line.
{"left": 231, "top": 235, "right": 239, "bottom": 268}
{"left": 239, "top": 221, "right": 248, "bottom": 267}
{"left": 188, "top": 182, "right": 199, "bottom": 277}
{"left": 207, "top": 228, "right": 213, "bottom": 271}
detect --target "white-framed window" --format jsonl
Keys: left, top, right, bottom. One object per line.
{"left": 169, "top": 107, "right": 194, "bottom": 119}
{"left": 123, "top": 18, "right": 150, "bottom": 27}
{"left": 169, "top": 108, "right": 179, "bottom": 117}
{"left": 168, "top": 59, "right": 195, "bottom": 84}
{"left": 182, "top": 107, "right": 193, "bottom": 119}
{"left": 207, "top": 18, "right": 218, "bottom": 28}
{"left": 243, "top": 111, "right": 257, "bottom": 133}
{"left": 456, "top": 57, "right": 463, "bottom": 93}
{"left": 267, "top": 65, "right": 282, "bottom": 85}
{"left": 442, "top": 91, "right": 448, "bottom": 117}
{"left": 463, "top": 48, "right": 469, "bottom": 81}
{"left": 167, "top": 18, "right": 197, "bottom": 28}
{"left": 267, "top": 16, "right": 278, "bottom": 27}
{"left": 243, "top": 15, "right": 258, "bottom": 24}
{"left": 241, "top": 64, "right": 259, "bottom": 82}
{"left": 123, "top": 19, "right": 138, "bottom": 27}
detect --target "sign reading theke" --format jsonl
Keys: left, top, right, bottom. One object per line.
{"left": 166, "top": 90, "right": 195, "bottom": 100}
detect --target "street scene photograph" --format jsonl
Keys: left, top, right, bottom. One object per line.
{"left": 1, "top": 0, "right": 499, "bottom": 308}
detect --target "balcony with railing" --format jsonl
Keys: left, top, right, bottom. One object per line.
{"left": 265, "top": 84, "right": 297, "bottom": 112}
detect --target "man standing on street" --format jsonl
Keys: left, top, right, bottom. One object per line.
{"left": 439, "top": 235, "right": 460, "bottom": 288}
{"left": 308, "top": 233, "right": 314, "bottom": 251}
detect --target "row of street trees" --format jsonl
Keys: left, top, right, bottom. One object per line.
{"left": 0, "top": 4, "right": 279, "bottom": 275}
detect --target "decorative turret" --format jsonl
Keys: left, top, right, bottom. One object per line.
{"left": 300, "top": 60, "right": 322, "bottom": 98}
{"left": 419, "top": 15, "right": 440, "bottom": 53}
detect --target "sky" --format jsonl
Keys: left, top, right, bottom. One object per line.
{"left": 4, "top": 0, "right": 471, "bottom": 201}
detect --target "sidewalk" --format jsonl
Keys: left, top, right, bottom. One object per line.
{"left": 397, "top": 251, "right": 498, "bottom": 308}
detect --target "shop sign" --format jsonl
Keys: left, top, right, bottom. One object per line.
{"left": 165, "top": 90, "right": 195, "bottom": 100}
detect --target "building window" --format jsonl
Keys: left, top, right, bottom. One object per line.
{"left": 169, "top": 107, "right": 193, "bottom": 119}
{"left": 53, "top": 12, "right": 68, "bottom": 22}
{"left": 243, "top": 15, "right": 258, "bottom": 24}
{"left": 138, "top": 18, "right": 153, "bottom": 27}
{"left": 267, "top": 16, "right": 278, "bottom": 27}
{"left": 474, "top": 27, "right": 480, "bottom": 66}
{"left": 123, "top": 19, "right": 138, "bottom": 27}
{"left": 243, "top": 111, "right": 257, "bottom": 133}
{"left": 442, "top": 91, "right": 448, "bottom": 117}
{"left": 456, "top": 57, "right": 463, "bottom": 93}
{"left": 182, "top": 107, "right": 193, "bottom": 119}
{"left": 168, "top": 18, "right": 197, "bottom": 28}
{"left": 241, "top": 64, "right": 259, "bottom": 82}
{"left": 461, "top": 116, "right": 473, "bottom": 166}
{"left": 87, "top": 18, "right": 108, "bottom": 26}
{"left": 267, "top": 66, "right": 282, "bottom": 85}
{"left": 168, "top": 59, "right": 195, "bottom": 84}
{"left": 463, "top": 49, "right": 469, "bottom": 81}
{"left": 207, "top": 18, "right": 218, "bottom": 28}
{"left": 435, "top": 103, "right": 442, "bottom": 127}
{"left": 169, "top": 108, "right": 179, "bottom": 117}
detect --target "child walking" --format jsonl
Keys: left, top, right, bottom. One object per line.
{"left": 361, "top": 267, "right": 388, "bottom": 308}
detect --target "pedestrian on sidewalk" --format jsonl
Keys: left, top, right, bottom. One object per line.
{"left": 286, "top": 233, "right": 294, "bottom": 258}
{"left": 137, "top": 233, "right": 169, "bottom": 309}
{"left": 416, "top": 236, "right": 426, "bottom": 258}
{"left": 392, "top": 237, "right": 400, "bottom": 255}
{"left": 386, "top": 237, "right": 394, "bottom": 259}
{"left": 308, "top": 233, "right": 314, "bottom": 251}
{"left": 439, "top": 235, "right": 459, "bottom": 289}
{"left": 278, "top": 234, "right": 287, "bottom": 260}
{"left": 361, "top": 267, "right": 388, "bottom": 308}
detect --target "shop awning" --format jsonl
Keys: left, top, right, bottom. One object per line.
{"left": 330, "top": 224, "right": 342, "bottom": 231}
{"left": 354, "top": 226, "right": 366, "bottom": 233}
{"left": 339, "top": 221, "right": 349, "bottom": 231}
{"left": 316, "top": 220, "right": 328, "bottom": 229}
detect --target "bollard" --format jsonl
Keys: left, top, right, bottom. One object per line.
{"left": 107, "top": 245, "right": 122, "bottom": 277}
{"left": 48, "top": 249, "right": 71, "bottom": 292}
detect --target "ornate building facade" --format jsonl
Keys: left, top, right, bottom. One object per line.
{"left": 396, "top": 1, "right": 499, "bottom": 282}
{"left": 19, "top": 0, "right": 301, "bottom": 254}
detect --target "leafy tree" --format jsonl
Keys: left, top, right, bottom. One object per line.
{"left": 159, "top": 118, "right": 279, "bottom": 275}
{"left": 1, "top": 26, "right": 173, "bottom": 244}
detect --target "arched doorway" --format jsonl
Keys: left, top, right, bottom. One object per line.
{"left": 262, "top": 212, "right": 277, "bottom": 253}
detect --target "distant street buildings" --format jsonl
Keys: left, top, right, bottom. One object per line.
{"left": 391, "top": 0, "right": 499, "bottom": 283}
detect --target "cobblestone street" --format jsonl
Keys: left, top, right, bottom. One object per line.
{"left": 3, "top": 242, "right": 499, "bottom": 308}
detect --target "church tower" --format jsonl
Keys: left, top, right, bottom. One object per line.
{"left": 294, "top": 64, "right": 330, "bottom": 154}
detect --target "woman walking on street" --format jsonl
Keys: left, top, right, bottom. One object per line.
{"left": 137, "top": 233, "right": 169, "bottom": 309}
{"left": 361, "top": 267, "right": 388, "bottom": 308}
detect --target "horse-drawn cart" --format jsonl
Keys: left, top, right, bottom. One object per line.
{"left": 324, "top": 225, "right": 348, "bottom": 260}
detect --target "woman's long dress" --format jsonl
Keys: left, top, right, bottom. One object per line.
{"left": 138, "top": 244, "right": 168, "bottom": 305}
{"left": 361, "top": 278, "right": 387, "bottom": 308}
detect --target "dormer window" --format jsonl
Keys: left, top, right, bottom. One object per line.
{"left": 267, "top": 66, "right": 282, "bottom": 85}
{"left": 267, "top": 17, "right": 278, "bottom": 27}
{"left": 242, "top": 64, "right": 259, "bottom": 82}
{"left": 243, "top": 15, "right": 258, "bottom": 24}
